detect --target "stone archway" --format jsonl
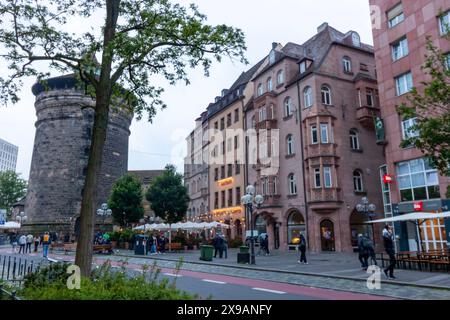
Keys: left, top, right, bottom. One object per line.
{"left": 286, "top": 210, "right": 306, "bottom": 250}
{"left": 320, "top": 219, "right": 335, "bottom": 252}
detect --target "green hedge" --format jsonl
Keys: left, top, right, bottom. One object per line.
{"left": 20, "top": 261, "right": 195, "bottom": 300}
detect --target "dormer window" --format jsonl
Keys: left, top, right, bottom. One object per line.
{"left": 300, "top": 61, "right": 307, "bottom": 74}
{"left": 269, "top": 50, "right": 276, "bottom": 65}
{"left": 352, "top": 32, "right": 361, "bottom": 47}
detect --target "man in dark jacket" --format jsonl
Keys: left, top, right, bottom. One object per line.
{"left": 358, "top": 234, "right": 369, "bottom": 270}
{"left": 213, "top": 234, "right": 223, "bottom": 258}
{"left": 383, "top": 224, "right": 396, "bottom": 279}
{"left": 297, "top": 233, "right": 308, "bottom": 264}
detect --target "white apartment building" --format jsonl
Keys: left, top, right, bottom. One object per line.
{"left": 0, "top": 138, "right": 18, "bottom": 172}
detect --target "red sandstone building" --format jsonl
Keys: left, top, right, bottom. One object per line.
{"left": 244, "top": 24, "right": 386, "bottom": 252}
{"left": 369, "top": 0, "right": 450, "bottom": 251}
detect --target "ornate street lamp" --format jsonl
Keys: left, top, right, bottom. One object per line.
{"left": 356, "top": 197, "right": 377, "bottom": 244}
{"left": 241, "top": 185, "right": 264, "bottom": 265}
{"left": 97, "top": 203, "right": 112, "bottom": 231}
{"left": 16, "top": 211, "right": 27, "bottom": 225}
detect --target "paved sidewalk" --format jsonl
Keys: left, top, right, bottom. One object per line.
{"left": 113, "top": 248, "right": 450, "bottom": 290}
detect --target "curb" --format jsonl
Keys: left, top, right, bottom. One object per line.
{"left": 114, "top": 252, "right": 450, "bottom": 292}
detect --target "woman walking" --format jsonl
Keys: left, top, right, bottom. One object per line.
{"left": 297, "top": 233, "right": 308, "bottom": 264}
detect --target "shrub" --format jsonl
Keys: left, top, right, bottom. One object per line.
{"left": 20, "top": 261, "right": 195, "bottom": 300}
{"left": 229, "top": 238, "right": 243, "bottom": 248}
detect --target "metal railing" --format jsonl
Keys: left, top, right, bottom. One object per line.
{"left": 0, "top": 254, "right": 49, "bottom": 284}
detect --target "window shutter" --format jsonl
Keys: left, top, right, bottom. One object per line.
{"left": 387, "top": 3, "right": 403, "bottom": 20}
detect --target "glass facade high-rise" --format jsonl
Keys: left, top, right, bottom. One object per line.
{"left": 0, "top": 138, "right": 18, "bottom": 172}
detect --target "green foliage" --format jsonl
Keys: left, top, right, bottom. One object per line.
{"left": 145, "top": 165, "right": 189, "bottom": 224}
{"left": 0, "top": 171, "right": 27, "bottom": 213}
{"left": 229, "top": 238, "right": 243, "bottom": 248}
{"left": 398, "top": 33, "right": 450, "bottom": 175}
{"left": 23, "top": 262, "right": 72, "bottom": 289}
{"left": 172, "top": 232, "right": 188, "bottom": 246}
{"left": 107, "top": 231, "right": 121, "bottom": 241}
{"left": 20, "top": 261, "right": 195, "bottom": 300}
{"left": 119, "top": 229, "right": 136, "bottom": 242}
{"left": 108, "top": 174, "right": 144, "bottom": 227}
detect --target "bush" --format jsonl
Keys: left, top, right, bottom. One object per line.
{"left": 229, "top": 238, "right": 243, "bottom": 248}
{"left": 172, "top": 233, "right": 187, "bottom": 246}
{"left": 20, "top": 261, "right": 195, "bottom": 300}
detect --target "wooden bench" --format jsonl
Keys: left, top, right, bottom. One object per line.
{"left": 166, "top": 242, "right": 183, "bottom": 252}
{"left": 50, "top": 242, "right": 65, "bottom": 252}
{"left": 93, "top": 244, "right": 113, "bottom": 254}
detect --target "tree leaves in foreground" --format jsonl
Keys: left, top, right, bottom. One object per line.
{"left": 0, "top": 0, "right": 246, "bottom": 276}
{"left": 146, "top": 164, "right": 189, "bottom": 225}
{"left": 398, "top": 33, "right": 450, "bottom": 175}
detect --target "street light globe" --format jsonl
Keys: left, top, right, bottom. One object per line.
{"left": 246, "top": 185, "right": 256, "bottom": 196}
{"left": 362, "top": 197, "right": 369, "bottom": 205}
{"left": 101, "top": 203, "right": 108, "bottom": 211}
{"left": 356, "top": 204, "right": 364, "bottom": 213}
{"left": 241, "top": 194, "right": 252, "bottom": 205}
{"left": 97, "top": 209, "right": 103, "bottom": 216}
{"left": 255, "top": 194, "right": 264, "bottom": 205}
{"left": 368, "top": 204, "right": 376, "bottom": 212}
{"left": 106, "top": 209, "right": 112, "bottom": 216}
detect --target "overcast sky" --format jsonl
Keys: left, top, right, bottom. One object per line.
{"left": 0, "top": 0, "right": 373, "bottom": 180}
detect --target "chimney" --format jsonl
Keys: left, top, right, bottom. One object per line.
{"left": 317, "top": 22, "right": 328, "bottom": 33}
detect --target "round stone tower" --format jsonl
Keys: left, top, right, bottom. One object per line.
{"left": 24, "top": 75, "right": 133, "bottom": 236}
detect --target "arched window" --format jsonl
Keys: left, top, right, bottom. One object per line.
{"left": 353, "top": 170, "right": 364, "bottom": 192}
{"left": 257, "top": 83, "right": 264, "bottom": 96}
{"left": 286, "top": 134, "right": 294, "bottom": 155}
{"left": 277, "top": 70, "right": 284, "bottom": 84}
{"left": 343, "top": 56, "right": 352, "bottom": 73}
{"left": 284, "top": 97, "right": 292, "bottom": 117}
{"left": 267, "top": 77, "right": 273, "bottom": 92}
{"left": 303, "top": 86, "right": 313, "bottom": 108}
{"left": 349, "top": 129, "right": 360, "bottom": 150}
{"left": 287, "top": 211, "right": 306, "bottom": 245}
{"left": 321, "top": 85, "right": 332, "bottom": 105}
{"left": 288, "top": 174, "right": 297, "bottom": 195}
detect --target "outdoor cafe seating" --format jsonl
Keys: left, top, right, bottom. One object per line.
{"left": 376, "top": 249, "right": 450, "bottom": 272}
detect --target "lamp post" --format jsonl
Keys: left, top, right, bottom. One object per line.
{"left": 16, "top": 211, "right": 27, "bottom": 225}
{"left": 241, "top": 185, "right": 264, "bottom": 265}
{"left": 356, "top": 197, "right": 376, "bottom": 245}
{"left": 96, "top": 203, "right": 112, "bottom": 232}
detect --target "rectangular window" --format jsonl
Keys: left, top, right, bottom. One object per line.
{"left": 234, "top": 109, "right": 239, "bottom": 123}
{"left": 214, "top": 168, "right": 219, "bottom": 181}
{"left": 379, "top": 165, "right": 392, "bottom": 214}
{"left": 300, "top": 61, "right": 307, "bottom": 74}
{"left": 221, "top": 165, "right": 225, "bottom": 179}
{"left": 396, "top": 158, "right": 441, "bottom": 202}
{"left": 343, "top": 58, "right": 352, "bottom": 73}
{"left": 235, "top": 161, "right": 241, "bottom": 175}
{"left": 439, "top": 11, "right": 449, "bottom": 35}
{"left": 259, "top": 107, "right": 267, "bottom": 122}
{"left": 401, "top": 117, "right": 419, "bottom": 140}
{"left": 214, "top": 192, "right": 219, "bottom": 209}
{"left": 236, "top": 187, "right": 241, "bottom": 206}
{"left": 234, "top": 135, "right": 239, "bottom": 150}
{"left": 221, "top": 191, "right": 226, "bottom": 208}
{"left": 324, "top": 167, "right": 332, "bottom": 188}
{"left": 391, "top": 37, "right": 409, "bottom": 61}
{"left": 220, "top": 118, "right": 225, "bottom": 130}
{"left": 227, "top": 164, "right": 232, "bottom": 177}
{"left": 387, "top": 3, "right": 404, "bottom": 28}
{"left": 366, "top": 88, "right": 374, "bottom": 106}
{"left": 222, "top": 141, "right": 226, "bottom": 155}
{"left": 320, "top": 123, "right": 329, "bottom": 144}
{"left": 395, "top": 72, "right": 413, "bottom": 96}
{"left": 227, "top": 113, "right": 232, "bottom": 127}
{"left": 273, "top": 177, "right": 278, "bottom": 195}
{"left": 228, "top": 189, "right": 233, "bottom": 207}
{"left": 311, "top": 125, "right": 318, "bottom": 144}
{"left": 214, "top": 122, "right": 218, "bottom": 130}
{"left": 227, "top": 138, "right": 232, "bottom": 152}
{"left": 314, "top": 168, "right": 321, "bottom": 188}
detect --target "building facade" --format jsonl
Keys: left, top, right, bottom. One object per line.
{"left": 0, "top": 138, "right": 18, "bottom": 173}
{"left": 24, "top": 74, "right": 133, "bottom": 235}
{"left": 369, "top": 0, "right": 450, "bottom": 252}
{"left": 244, "top": 24, "right": 386, "bottom": 253}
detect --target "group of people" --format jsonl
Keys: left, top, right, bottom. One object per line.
{"left": 257, "top": 233, "right": 270, "bottom": 256}
{"left": 146, "top": 234, "right": 167, "bottom": 255}
{"left": 212, "top": 233, "right": 228, "bottom": 259}
{"left": 94, "top": 231, "right": 111, "bottom": 245}
{"left": 9, "top": 231, "right": 52, "bottom": 258}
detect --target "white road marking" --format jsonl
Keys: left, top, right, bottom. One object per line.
{"left": 164, "top": 273, "right": 182, "bottom": 278}
{"left": 202, "top": 279, "right": 227, "bottom": 284}
{"left": 252, "top": 287, "right": 286, "bottom": 294}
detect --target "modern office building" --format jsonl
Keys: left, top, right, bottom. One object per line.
{"left": 0, "top": 138, "right": 18, "bottom": 173}
{"left": 369, "top": 0, "right": 450, "bottom": 252}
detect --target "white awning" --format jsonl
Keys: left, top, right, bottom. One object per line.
{"left": 367, "top": 211, "right": 450, "bottom": 224}
{"left": 0, "top": 221, "right": 21, "bottom": 229}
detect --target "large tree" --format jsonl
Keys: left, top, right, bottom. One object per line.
{"left": 399, "top": 33, "right": 450, "bottom": 175}
{"left": 0, "top": 0, "right": 246, "bottom": 276}
{"left": 145, "top": 164, "right": 189, "bottom": 225}
{"left": 0, "top": 171, "right": 27, "bottom": 214}
{"left": 108, "top": 173, "right": 144, "bottom": 227}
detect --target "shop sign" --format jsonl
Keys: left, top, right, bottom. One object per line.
{"left": 383, "top": 174, "right": 393, "bottom": 184}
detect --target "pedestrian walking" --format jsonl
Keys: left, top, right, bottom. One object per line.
{"left": 221, "top": 235, "right": 228, "bottom": 259}
{"left": 18, "top": 234, "right": 27, "bottom": 254}
{"left": 159, "top": 234, "right": 166, "bottom": 254}
{"left": 297, "top": 233, "right": 308, "bottom": 264}
{"left": 33, "top": 235, "right": 40, "bottom": 252}
{"left": 10, "top": 232, "right": 17, "bottom": 254}
{"left": 213, "top": 234, "right": 223, "bottom": 258}
{"left": 363, "top": 234, "right": 377, "bottom": 266}
{"left": 42, "top": 231, "right": 51, "bottom": 258}
{"left": 26, "top": 233, "right": 33, "bottom": 253}
{"left": 383, "top": 224, "right": 396, "bottom": 279}
{"left": 150, "top": 234, "right": 158, "bottom": 255}
{"left": 357, "top": 234, "right": 369, "bottom": 270}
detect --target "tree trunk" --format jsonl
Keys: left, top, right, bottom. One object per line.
{"left": 75, "top": 0, "right": 120, "bottom": 277}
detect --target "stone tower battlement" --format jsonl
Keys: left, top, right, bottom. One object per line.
{"left": 24, "top": 75, "right": 133, "bottom": 235}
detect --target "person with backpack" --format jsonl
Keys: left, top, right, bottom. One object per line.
{"left": 42, "top": 231, "right": 51, "bottom": 258}
{"left": 297, "top": 233, "right": 308, "bottom": 264}
{"left": 357, "top": 234, "right": 369, "bottom": 270}
{"left": 383, "top": 224, "right": 396, "bottom": 279}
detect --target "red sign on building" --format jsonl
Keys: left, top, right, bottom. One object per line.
{"left": 413, "top": 201, "right": 423, "bottom": 212}
{"left": 383, "top": 174, "right": 393, "bottom": 184}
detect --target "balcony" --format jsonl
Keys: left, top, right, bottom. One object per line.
{"left": 356, "top": 105, "right": 380, "bottom": 129}
{"left": 256, "top": 119, "right": 278, "bottom": 130}
{"left": 262, "top": 194, "right": 282, "bottom": 207}
{"left": 305, "top": 143, "right": 337, "bottom": 160}
{"left": 308, "top": 188, "right": 342, "bottom": 213}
